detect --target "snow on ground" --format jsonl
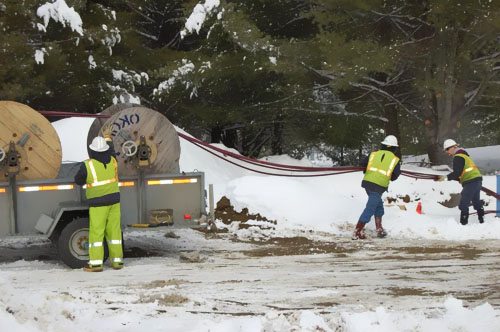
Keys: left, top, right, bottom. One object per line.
{"left": 1, "top": 115, "right": 498, "bottom": 331}
{"left": 1, "top": 228, "right": 500, "bottom": 332}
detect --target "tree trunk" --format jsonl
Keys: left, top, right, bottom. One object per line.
{"left": 384, "top": 104, "right": 400, "bottom": 147}
{"left": 210, "top": 125, "right": 223, "bottom": 143}
{"left": 271, "top": 117, "right": 284, "bottom": 155}
{"left": 423, "top": 29, "right": 460, "bottom": 165}
{"left": 221, "top": 129, "right": 238, "bottom": 150}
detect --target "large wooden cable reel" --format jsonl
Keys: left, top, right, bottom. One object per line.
{"left": 0, "top": 101, "right": 62, "bottom": 181}
{"left": 87, "top": 106, "right": 181, "bottom": 176}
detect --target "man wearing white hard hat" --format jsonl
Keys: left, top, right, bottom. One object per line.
{"left": 74, "top": 125, "right": 123, "bottom": 272}
{"left": 438, "top": 139, "right": 484, "bottom": 225}
{"left": 353, "top": 135, "right": 401, "bottom": 240}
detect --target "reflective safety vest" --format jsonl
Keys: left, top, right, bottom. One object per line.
{"left": 84, "top": 157, "right": 119, "bottom": 199}
{"left": 455, "top": 153, "right": 481, "bottom": 183}
{"left": 363, "top": 150, "right": 400, "bottom": 188}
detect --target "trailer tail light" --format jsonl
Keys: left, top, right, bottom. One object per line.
{"left": 147, "top": 178, "right": 198, "bottom": 186}
{"left": 19, "top": 184, "right": 74, "bottom": 192}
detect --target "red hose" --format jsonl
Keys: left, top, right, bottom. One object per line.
{"left": 38, "top": 110, "right": 500, "bottom": 199}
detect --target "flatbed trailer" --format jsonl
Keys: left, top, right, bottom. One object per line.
{"left": 0, "top": 171, "right": 207, "bottom": 268}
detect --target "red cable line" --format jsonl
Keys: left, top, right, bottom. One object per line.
{"left": 38, "top": 110, "right": 500, "bottom": 201}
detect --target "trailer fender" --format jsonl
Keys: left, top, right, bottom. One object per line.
{"left": 39, "top": 205, "right": 89, "bottom": 239}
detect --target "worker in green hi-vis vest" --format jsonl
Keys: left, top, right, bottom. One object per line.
{"left": 74, "top": 126, "right": 123, "bottom": 272}
{"left": 436, "top": 139, "right": 484, "bottom": 225}
{"left": 353, "top": 135, "right": 401, "bottom": 240}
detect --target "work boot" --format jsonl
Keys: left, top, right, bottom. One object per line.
{"left": 112, "top": 262, "right": 124, "bottom": 270}
{"left": 477, "top": 208, "right": 485, "bottom": 224}
{"left": 460, "top": 212, "right": 469, "bottom": 225}
{"left": 352, "top": 221, "right": 366, "bottom": 240}
{"left": 84, "top": 264, "right": 103, "bottom": 272}
{"left": 374, "top": 216, "right": 387, "bottom": 238}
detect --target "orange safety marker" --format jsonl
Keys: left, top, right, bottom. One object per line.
{"left": 416, "top": 201, "right": 423, "bottom": 214}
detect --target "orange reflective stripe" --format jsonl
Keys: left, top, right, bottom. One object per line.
{"left": 461, "top": 166, "right": 477, "bottom": 176}
{"left": 87, "top": 159, "right": 117, "bottom": 188}
{"left": 366, "top": 152, "right": 375, "bottom": 170}
{"left": 88, "top": 160, "right": 98, "bottom": 182}
{"left": 368, "top": 167, "right": 388, "bottom": 176}
{"left": 386, "top": 157, "right": 399, "bottom": 177}
{"left": 113, "top": 158, "right": 118, "bottom": 179}
{"left": 86, "top": 179, "right": 117, "bottom": 188}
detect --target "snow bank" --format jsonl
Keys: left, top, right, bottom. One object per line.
{"left": 52, "top": 117, "right": 500, "bottom": 241}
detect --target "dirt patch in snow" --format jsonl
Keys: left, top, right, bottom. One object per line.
{"left": 399, "top": 245, "right": 486, "bottom": 260}
{"left": 439, "top": 193, "right": 461, "bottom": 208}
{"left": 215, "top": 196, "right": 276, "bottom": 228}
{"left": 124, "top": 246, "right": 161, "bottom": 258}
{"left": 136, "top": 293, "right": 189, "bottom": 306}
{"left": 387, "top": 194, "right": 412, "bottom": 204}
{"left": 140, "top": 279, "right": 187, "bottom": 289}
{"left": 243, "top": 236, "right": 356, "bottom": 257}
{"left": 387, "top": 287, "right": 448, "bottom": 297}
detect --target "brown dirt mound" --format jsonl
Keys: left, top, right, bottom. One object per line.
{"left": 215, "top": 196, "right": 276, "bottom": 228}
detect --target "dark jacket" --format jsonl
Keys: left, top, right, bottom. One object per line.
{"left": 75, "top": 141, "right": 120, "bottom": 207}
{"left": 446, "top": 149, "right": 482, "bottom": 185}
{"left": 360, "top": 145, "right": 401, "bottom": 193}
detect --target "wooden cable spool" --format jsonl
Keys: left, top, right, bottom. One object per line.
{"left": 87, "top": 106, "right": 181, "bottom": 176}
{"left": 0, "top": 101, "right": 62, "bottom": 181}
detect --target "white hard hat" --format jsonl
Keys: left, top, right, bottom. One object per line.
{"left": 381, "top": 135, "right": 398, "bottom": 147}
{"left": 89, "top": 136, "right": 109, "bottom": 152}
{"left": 443, "top": 139, "right": 458, "bottom": 151}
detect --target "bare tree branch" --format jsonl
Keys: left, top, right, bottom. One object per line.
{"left": 283, "top": 107, "right": 388, "bottom": 122}
{"left": 349, "top": 82, "right": 421, "bottom": 120}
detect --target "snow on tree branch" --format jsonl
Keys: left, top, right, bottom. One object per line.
{"left": 37, "top": 0, "right": 83, "bottom": 36}
{"left": 180, "top": 0, "right": 221, "bottom": 39}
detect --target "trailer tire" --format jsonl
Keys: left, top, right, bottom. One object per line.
{"left": 58, "top": 217, "right": 108, "bottom": 269}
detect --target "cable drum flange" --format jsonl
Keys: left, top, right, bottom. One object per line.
{"left": 0, "top": 101, "right": 62, "bottom": 180}
{"left": 87, "top": 106, "right": 180, "bottom": 176}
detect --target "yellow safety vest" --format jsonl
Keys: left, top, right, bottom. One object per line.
{"left": 84, "top": 157, "right": 119, "bottom": 199}
{"left": 455, "top": 153, "right": 481, "bottom": 183}
{"left": 363, "top": 150, "right": 400, "bottom": 188}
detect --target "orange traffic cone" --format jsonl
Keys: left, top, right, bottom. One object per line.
{"left": 416, "top": 201, "right": 422, "bottom": 214}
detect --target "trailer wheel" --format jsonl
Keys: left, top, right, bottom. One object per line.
{"left": 58, "top": 217, "right": 108, "bottom": 269}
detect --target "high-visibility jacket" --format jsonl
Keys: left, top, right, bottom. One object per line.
{"left": 455, "top": 153, "right": 481, "bottom": 184}
{"left": 363, "top": 150, "right": 400, "bottom": 188}
{"left": 84, "top": 157, "right": 119, "bottom": 199}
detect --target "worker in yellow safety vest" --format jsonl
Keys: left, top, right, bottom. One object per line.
{"left": 353, "top": 135, "right": 401, "bottom": 240}
{"left": 74, "top": 128, "right": 123, "bottom": 272}
{"left": 436, "top": 139, "right": 484, "bottom": 225}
